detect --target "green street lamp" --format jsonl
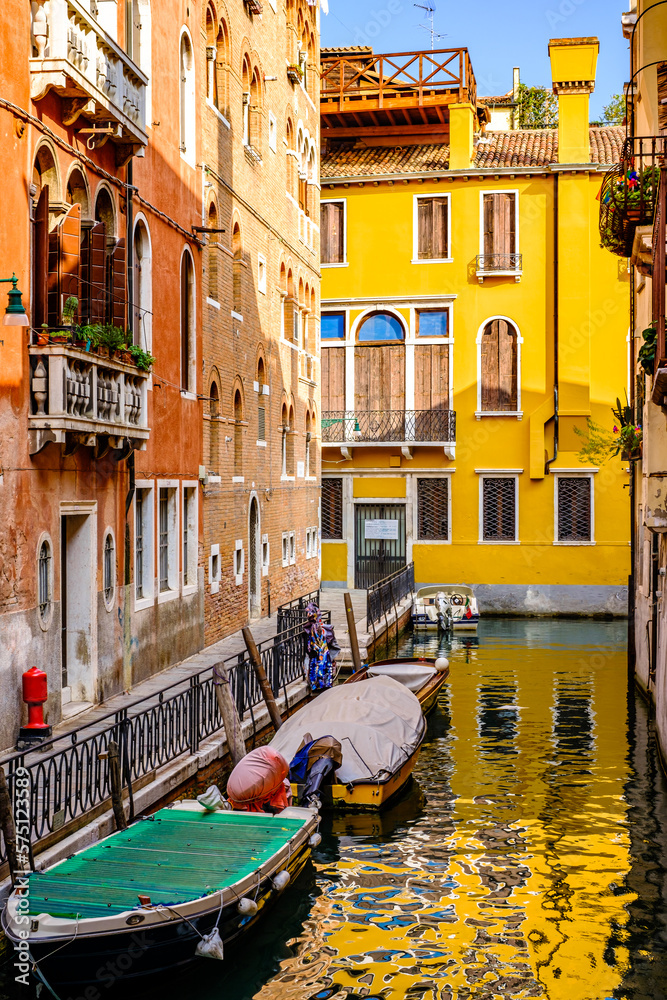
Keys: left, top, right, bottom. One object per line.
{"left": 1, "top": 274, "right": 29, "bottom": 327}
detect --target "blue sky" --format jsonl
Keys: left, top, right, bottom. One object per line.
{"left": 320, "top": 0, "right": 628, "bottom": 120}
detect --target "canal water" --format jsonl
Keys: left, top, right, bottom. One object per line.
{"left": 3, "top": 618, "right": 667, "bottom": 1000}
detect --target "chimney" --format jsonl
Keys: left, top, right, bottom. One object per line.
{"left": 449, "top": 103, "right": 475, "bottom": 170}
{"left": 548, "top": 37, "right": 599, "bottom": 163}
{"left": 512, "top": 67, "right": 520, "bottom": 129}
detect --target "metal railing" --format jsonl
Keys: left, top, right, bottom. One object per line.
{"left": 322, "top": 410, "right": 456, "bottom": 444}
{"left": 0, "top": 624, "right": 309, "bottom": 867}
{"left": 367, "top": 563, "right": 415, "bottom": 631}
{"left": 276, "top": 589, "right": 332, "bottom": 633}
{"left": 599, "top": 135, "right": 667, "bottom": 258}
{"left": 476, "top": 253, "right": 523, "bottom": 273}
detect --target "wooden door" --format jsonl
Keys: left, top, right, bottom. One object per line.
{"left": 480, "top": 320, "right": 517, "bottom": 411}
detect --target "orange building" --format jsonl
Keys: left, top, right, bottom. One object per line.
{"left": 0, "top": 0, "right": 205, "bottom": 749}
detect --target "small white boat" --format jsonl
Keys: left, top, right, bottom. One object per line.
{"left": 411, "top": 585, "right": 479, "bottom": 631}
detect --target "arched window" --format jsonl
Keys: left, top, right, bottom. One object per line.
{"left": 286, "top": 404, "right": 295, "bottom": 476}
{"left": 206, "top": 4, "right": 216, "bottom": 102}
{"left": 234, "top": 388, "right": 243, "bottom": 476}
{"left": 94, "top": 186, "right": 116, "bottom": 235}
{"left": 242, "top": 56, "right": 251, "bottom": 146}
{"left": 305, "top": 411, "right": 311, "bottom": 477}
{"left": 66, "top": 168, "right": 90, "bottom": 218}
{"left": 479, "top": 319, "right": 519, "bottom": 412}
{"left": 133, "top": 218, "right": 152, "bottom": 349}
{"left": 209, "top": 378, "right": 220, "bottom": 471}
{"left": 257, "top": 357, "right": 266, "bottom": 442}
{"left": 207, "top": 202, "right": 219, "bottom": 301}
{"left": 249, "top": 69, "right": 261, "bottom": 151}
{"left": 357, "top": 311, "right": 405, "bottom": 343}
{"left": 232, "top": 222, "right": 242, "bottom": 314}
{"left": 216, "top": 20, "right": 230, "bottom": 116}
{"left": 180, "top": 30, "right": 195, "bottom": 164}
{"left": 38, "top": 538, "right": 52, "bottom": 624}
{"left": 32, "top": 144, "right": 59, "bottom": 203}
{"left": 103, "top": 531, "right": 116, "bottom": 608}
{"left": 181, "top": 249, "right": 195, "bottom": 392}
{"left": 286, "top": 118, "right": 295, "bottom": 198}
{"left": 281, "top": 403, "right": 289, "bottom": 476}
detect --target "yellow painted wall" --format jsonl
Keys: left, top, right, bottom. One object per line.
{"left": 321, "top": 164, "right": 629, "bottom": 594}
{"left": 321, "top": 541, "right": 347, "bottom": 582}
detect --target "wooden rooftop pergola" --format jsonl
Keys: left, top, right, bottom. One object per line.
{"left": 320, "top": 48, "right": 477, "bottom": 139}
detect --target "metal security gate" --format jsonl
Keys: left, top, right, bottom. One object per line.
{"left": 354, "top": 503, "right": 406, "bottom": 589}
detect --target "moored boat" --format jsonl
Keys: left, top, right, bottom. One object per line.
{"left": 411, "top": 585, "right": 480, "bottom": 631}
{"left": 270, "top": 675, "right": 425, "bottom": 812}
{"left": 344, "top": 656, "right": 449, "bottom": 714}
{"left": 3, "top": 801, "right": 318, "bottom": 996}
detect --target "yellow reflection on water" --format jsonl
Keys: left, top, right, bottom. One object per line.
{"left": 257, "top": 622, "right": 634, "bottom": 1000}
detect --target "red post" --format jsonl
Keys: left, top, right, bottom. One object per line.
{"left": 18, "top": 667, "right": 52, "bottom": 747}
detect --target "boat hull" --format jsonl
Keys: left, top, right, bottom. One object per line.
{"left": 345, "top": 658, "right": 449, "bottom": 716}
{"left": 8, "top": 841, "right": 310, "bottom": 993}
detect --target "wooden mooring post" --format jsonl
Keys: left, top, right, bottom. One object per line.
{"left": 0, "top": 766, "right": 19, "bottom": 884}
{"left": 213, "top": 663, "right": 246, "bottom": 766}
{"left": 243, "top": 627, "right": 283, "bottom": 731}
{"left": 107, "top": 741, "right": 128, "bottom": 831}
{"left": 344, "top": 592, "right": 363, "bottom": 674}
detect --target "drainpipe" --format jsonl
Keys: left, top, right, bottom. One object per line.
{"left": 124, "top": 159, "right": 135, "bottom": 691}
{"left": 545, "top": 172, "right": 559, "bottom": 475}
{"left": 628, "top": 260, "right": 637, "bottom": 678}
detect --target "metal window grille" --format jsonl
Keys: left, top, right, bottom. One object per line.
{"left": 136, "top": 492, "right": 144, "bottom": 599}
{"left": 38, "top": 540, "right": 51, "bottom": 621}
{"left": 557, "top": 477, "right": 591, "bottom": 542}
{"left": 104, "top": 533, "right": 114, "bottom": 603}
{"left": 417, "top": 478, "right": 449, "bottom": 540}
{"left": 482, "top": 477, "right": 516, "bottom": 541}
{"left": 159, "top": 491, "right": 169, "bottom": 591}
{"left": 322, "top": 478, "right": 343, "bottom": 539}
{"left": 258, "top": 405, "right": 266, "bottom": 440}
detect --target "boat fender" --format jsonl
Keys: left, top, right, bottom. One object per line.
{"left": 309, "top": 832, "right": 322, "bottom": 848}
{"left": 435, "top": 657, "right": 449, "bottom": 672}
{"left": 197, "top": 785, "right": 228, "bottom": 811}
{"left": 237, "top": 897, "right": 258, "bottom": 917}
{"left": 195, "top": 927, "right": 225, "bottom": 961}
{"left": 272, "top": 870, "right": 291, "bottom": 891}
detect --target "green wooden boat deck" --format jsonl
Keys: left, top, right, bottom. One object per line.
{"left": 26, "top": 808, "right": 306, "bottom": 920}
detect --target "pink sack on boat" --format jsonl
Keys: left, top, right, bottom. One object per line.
{"left": 227, "top": 747, "right": 291, "bottom": 812}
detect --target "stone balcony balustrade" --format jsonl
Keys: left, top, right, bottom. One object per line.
{"left": 28, "top": 344, "right": 150, "bottom": 456}
{"left": 30, "top": 0, "right": 148, "bottom": 161}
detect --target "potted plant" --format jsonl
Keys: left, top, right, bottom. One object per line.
{"left": 287, "top": 63, "right": 303, "bottom": 84}
{"left": 36, "top": 324, "right": 49, "bottom": 346}
{"left": 99, "top": 323, "right": 127, "bottom": 358}
{"left": 638, "top": 324, "right": 657, "bottom": 376}
{"left": 49, "top": 328, "right": 71, "bottom": 345}
{"left": 616, "top": 422, "right": 642, "bottom": 461}
{"left": 62, "top": 294, "right": 79, "bottom": 327}
{"left": 128, "top": 345, "right": 156, "bottom": 371}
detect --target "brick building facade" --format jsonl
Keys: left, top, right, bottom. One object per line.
{"left": 200, "top": 0, "right": 321, "bottom": 641}
{"left": 0, "top": 0, "right": 205, "bottom": 750}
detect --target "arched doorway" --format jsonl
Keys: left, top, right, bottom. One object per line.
{"left": 249, "top": 497, "right": 261, "bottom": 619}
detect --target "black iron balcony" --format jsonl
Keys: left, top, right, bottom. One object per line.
{"left": 476, "top": 253, "right": 523, "bottom": 282}
{"left": 322, "top": 410, "right": 456, "bottom": 445}
{"left": 599, "top": 136, "right": 667, "bottom": 258}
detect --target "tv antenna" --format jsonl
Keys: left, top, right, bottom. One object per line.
{"left": 414, "top": 3, "right": 446, "bottom": 49}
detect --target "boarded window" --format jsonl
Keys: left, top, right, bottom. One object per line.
{"left": 483, "top": 192, "right": 516, "bottom": 257}
{"left": 414, "top": 344, "right": 449, "bottom": 410}
{"left": 482, "top": 477, "right": 517, "bottom": 541}
{"left": 480, "top": 319, "right": 518, "bottom": 411}
{"left": 355, "top": 345, "right": 405, "bottom": 412}
{"left": 322, "top": 478, "right": 343, "bottom": 539}
{"left": 321, "top": 347, "right": 345, "bottom": 411}
{"left": 417, "top": 196, "right": 448, "bottom": 260}
{"left": 417, "top": 479, "right": 449, "bottom": 540}
{"left": 557, "top": 478, "right": 592, "bottom": 542}
{"left": 321, "top": 201, "right": 345, "bottom": 264}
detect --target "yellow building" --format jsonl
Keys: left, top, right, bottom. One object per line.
{"left": 319, "top": 38, "right": 630, "bottom": 614}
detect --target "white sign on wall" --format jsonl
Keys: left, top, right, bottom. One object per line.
{"left": 364, "top": 519, "right": 399, "bottom": 540}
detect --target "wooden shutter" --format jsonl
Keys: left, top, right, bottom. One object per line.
{"left": 414, "top": 344, "right": 449, "bottom": 410}
{"left": 483, "top": 193, "right": 494, "bottom": 257}
{"left": 321, "top": 347, "right": 345, "bottom": 411}
{"left": 484, "top": 193, "right": 516, "bottom": 257}
{"left": 354, "top": 346, "right": 370, "bottom": 412}
{"left": 81, "top": 221, "right": 106, "bottom": 324}
{"left": 109, "top": 238, "right": 126, "bottom": 328}
{"left": 481, "top": 320, "right": 517, "bottom": 411}
{"left": 33, "top": 186, "right": 49, "bottom": 328}
{"left": 432, "top": 198, "right": 448, "bottom": 258}
{"left": 321, "top": 202, "right": 343, "bottom": 264}
{"left": 417, "top": 198, "right": 432, "bottom": 259}
{"left": 358, "top": 345, "right": 404, "bottom": 411}
{"left": 659, "top": 62, "right": 667, "bottom": 132}
{"left": 47, "top": 203, "right": 81, "bottom": 325}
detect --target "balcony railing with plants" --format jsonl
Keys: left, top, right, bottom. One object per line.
{"left": 30, "top": 0, "right": 148, "bottom": 158}
{"left": 599, "top": 136, "right": 667, "bottom": 258}
{"left": 28, "top": 321, "right": 153, "bottom": 457}
{"left": 322, "top": 410, "right": 456, "bottom": 444}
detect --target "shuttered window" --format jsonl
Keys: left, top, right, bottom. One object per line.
{"left": 48, "top": 203, "right": 81, "bottom": 326}
{"left": 322, "top": 478, "right": 343, "bottom": 539}
{"left": 417, "top": 479, "right": 449, "bottom": 540}
{"left": 321, "top": 348, "right": 345, "bottom": 412}
{"left": 557, "top": 477, "right": 592, "bottom": 542}
{"left": 109, "top": 238, "right": 127, "bottom": 328}
{"left": 482, "top": 192, "right": 516, "bottom": 257}
{"left": 480, "top": 319, "right": 518, "bottom": 411}
{"left": 659, "top": 62, "right": 667, "bottom": 132}
{"left": 417, "top": 196, "right": 449, "bottom": 260}
{"left": 80, "top": 221, "right": 107, "bottom": 324}
{"left": 32, "top": 186, "right": 49, "bottom": 329}
{"left": 482, "top": 477, "right": 517, "bottom": 542}
{"left": 321, "top": 201, "right": 345, "bottom": 264}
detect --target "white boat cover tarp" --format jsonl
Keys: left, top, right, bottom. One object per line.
{"left": 367, "top": 662, "right": 436, "bottom": 693}
{"left": 270, "top": 676, "right": 424, "bottom": 784}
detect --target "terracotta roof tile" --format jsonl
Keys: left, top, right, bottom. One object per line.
{"left": 321, "top": 126, "right": 624, "bottom": 178}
